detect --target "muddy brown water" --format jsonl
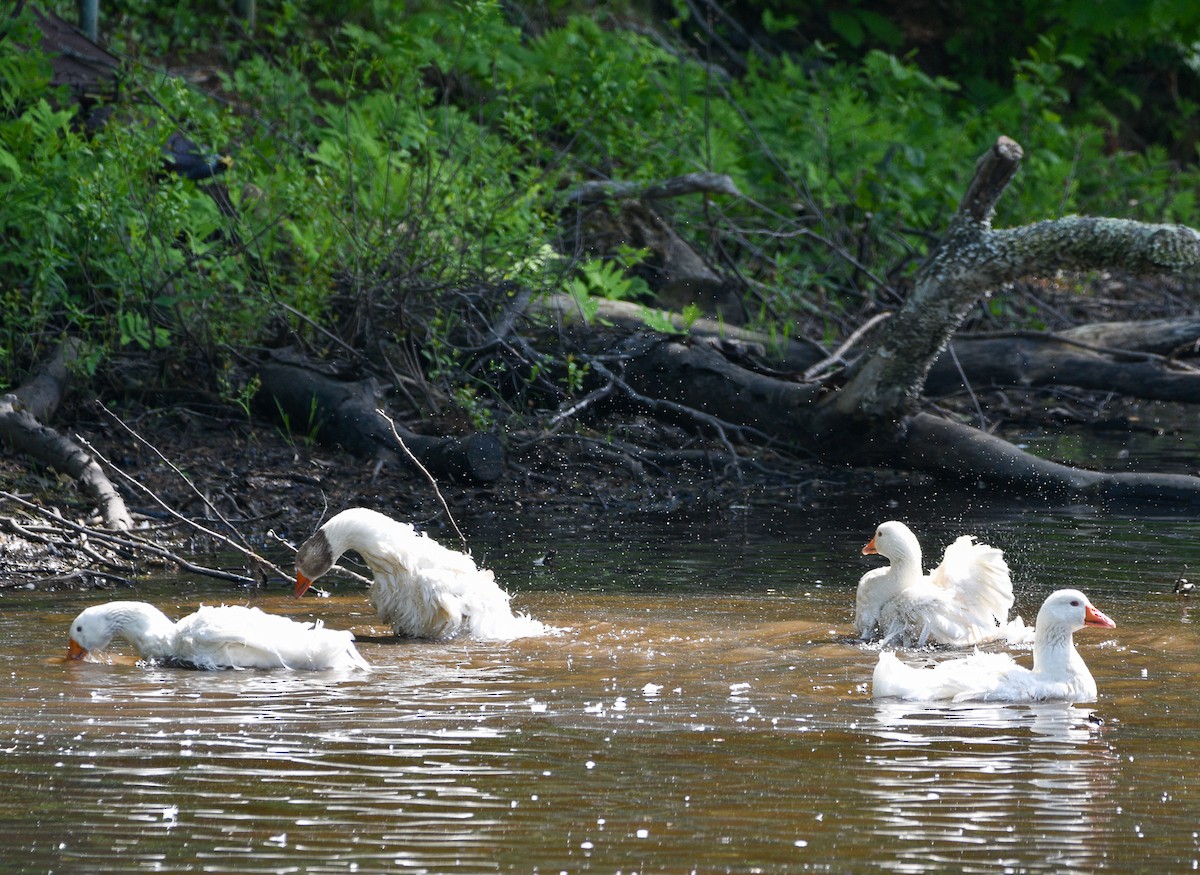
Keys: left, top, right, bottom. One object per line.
{"left": 4, "top": 503, "right": 1200, "bottom": 873}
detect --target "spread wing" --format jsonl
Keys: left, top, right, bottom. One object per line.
{"left": 923, "top": 536, "right": 1014, "bottom": 644}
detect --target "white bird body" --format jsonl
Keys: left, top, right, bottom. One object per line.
{"left": 872, "top": 588, "right": 1116, "bottom": 703}
{"left": 855, "top": 521, "right": 1025, "bottom": 647}
{"left": 295, "top": 508, "right": 548, "bottom": 641}
{"left": 67, "top": 601, "right": 370, "bottom": 671}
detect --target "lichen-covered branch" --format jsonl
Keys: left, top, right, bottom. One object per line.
{"left": 993, "top": 217, "right": 1200, "bottom": 276}
{"left": 825, "top": 136, "right": 1200, "bottom": 425}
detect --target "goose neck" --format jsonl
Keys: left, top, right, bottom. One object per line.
{"left": 1032, "top": 623, "right": 1078, "bottom": 678}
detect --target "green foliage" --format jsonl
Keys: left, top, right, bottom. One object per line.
{"left": 6, "top": 0, "right": 1200, "bottom": 405}
{"left": 568, "top": 256, "right": 653, "bottom": 304}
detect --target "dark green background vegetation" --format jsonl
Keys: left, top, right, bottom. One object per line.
{"left": 3, "top": 0, "right": 1199, "bottom": 427}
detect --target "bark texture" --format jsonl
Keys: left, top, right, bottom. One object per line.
{"left": 824, "top": 137, "right": 1200, "bottom": 425}
{"left": 604, "top": 135, "right": 1200, "bottom": 505}
{"left": 0, "top": 340, "right": 133, "bottom": 530}
{"left": 255, "top": 354, "right": 505, "bottom": 484}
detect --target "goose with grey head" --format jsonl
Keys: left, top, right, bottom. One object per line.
{"left": 294, "top": 508, "right": 549, "bottom": 640}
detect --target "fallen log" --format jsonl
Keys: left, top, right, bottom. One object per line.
{"left": 0, "top": 340, "right": 132, "bottom": 530}
{"left": 541, "top": 291, "right": 1200, "bottom": 404}
{"left": 926, "top": 331, "right": 1200, "bottom": 401}
{"left": 255, "top": 356, "right": 505, "bottom": 484}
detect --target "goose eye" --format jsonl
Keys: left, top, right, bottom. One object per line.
{"left": 76, "top": 625, "right": 83, "bottom": 632}
{"left": 1070, "top": 600, "right": 1080, "bottom": 607}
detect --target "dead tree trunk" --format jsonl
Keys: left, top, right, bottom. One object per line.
{"left": 619, "top": 136, "right": 1200, "bottom": 505}
{"left": 0, "top": 340, "right": 133, "bottom": 529}
{"left": 925, "top": 331, "right": 1200, "bottom": 402}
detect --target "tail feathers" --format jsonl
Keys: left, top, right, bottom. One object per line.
{"left": 467, "top": 609, "right": 554, "bottom": 641}
{"left": 373, "top": 565, "right": 551, "bottom": 641}
{"left": 1000, "top": 614, "right": 1035, "bottom": 646}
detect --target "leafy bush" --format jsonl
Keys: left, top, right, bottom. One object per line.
{"left": 5, "top": 0, "right": 1200, "bottom": 402}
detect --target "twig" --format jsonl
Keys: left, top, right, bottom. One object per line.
{"left": 95, "top": 402, "right": 251, "bottom": 549}
{"left": 803, "top": 311, "right": 892, "bottom": 382}
{"left": 548, "top": 379, "right": 616, "bottom": 429}
{"left": 589, "top": 359, "right": 763, "bottom": 480}
{"left": 0, "top": 491, "right": 261, "bottom": 584}
{"left": 71, "top": 439, "right": 293, "bottom": 585}
{"left": 945, "top": 342, "right": 988, "bottom": 431}
{"left": 375, "top": 408, "right": 468, "bottom": 549}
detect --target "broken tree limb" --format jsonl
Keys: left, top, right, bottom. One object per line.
{"left": 532, "top": 292, "right": 824, "bottom": 372}
{"left": 901, "top": 413, "right": 1200, "bottom": 503}
{"left": 255, "top": 356, "right": 505, "bottom": 483}
{"left": 615, "top": 331, "right": 1200, "bottom": 504}
{"left": 0, "top": 340, "right": 132, "bottom": 530}
{"left": 563, "top": 172, "right": 742, "bottom": 205}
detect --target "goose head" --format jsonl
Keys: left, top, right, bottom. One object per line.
{"left": 67, "top": 602, "right": 174, "bottom": 660}
{"left": 862, "top": 521, "right": 922, "bottom": 566}
{"left": 67, "top": 604, "right": 120, "bottom": 659}
{"left": 295, "top": 527, "right": 335, "bottom": 597}
{"left": 1036, "top": 588, "right": 1116, "bottom": 634}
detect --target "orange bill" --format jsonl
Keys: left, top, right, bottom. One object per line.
{"left": 1084, "top": 603, "right": 1116, "bottom": 628}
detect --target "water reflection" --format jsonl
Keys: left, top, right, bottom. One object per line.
{"left": 864, "top": 701, "right": 1117, "bottom": 874}
{"left": 5, "top": 509, "right": 1200, "bottom": 873}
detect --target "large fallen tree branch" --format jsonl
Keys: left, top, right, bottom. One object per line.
{"left": 824, "top": 136, "right": 1200, "bottom": 424}
{"left": 0, "top": 339, "right": 132, "bottom": 530}
{"left": 925, "top": 330, "right": 1200, "bottom": 401}
{"left": 606, "top": 135, "right": 1200, "bottom": 505}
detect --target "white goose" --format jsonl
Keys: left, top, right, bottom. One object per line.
{"left": 855, "top": 520, "right": 1026, "bottom": 647}
{"left": 872, "top": 588, "right": 1116, "bottom": 702}
{"left": 294, "top": 508, "right": 548, "bottom": 640}
{"left": 67, "top": 601, "right": 370, "bottom": 671}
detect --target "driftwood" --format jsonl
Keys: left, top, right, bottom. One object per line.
{"left": 0, "top": 340, "right": 133, "bottom": 530}
{"left": 255, "top": 355, "right": 505, "bottom": 484}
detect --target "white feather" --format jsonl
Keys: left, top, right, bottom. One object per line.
{"left": 304, "top": 508, "right": 549, "bottom": 641}
{"left": 856, "top": 521, "right": 1027, "bottom": 648}
{"left": 872, "top": 589, "right": 1115, "bottom": 703}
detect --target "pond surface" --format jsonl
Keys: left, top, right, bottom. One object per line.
{"left": 4, "top": 502, "right": 1200, "bottom": 874}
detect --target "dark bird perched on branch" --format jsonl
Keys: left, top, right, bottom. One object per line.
{"left": 162, "top": 130, "right": 232, "bottom": 180}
